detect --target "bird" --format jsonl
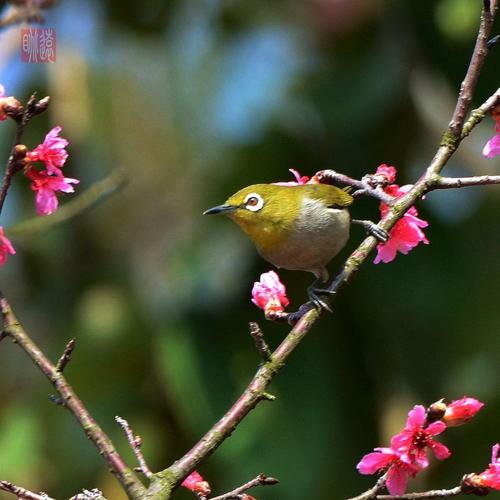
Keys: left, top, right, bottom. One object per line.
{"left": 204, "top": 182, "right": 388, "bottom": 310}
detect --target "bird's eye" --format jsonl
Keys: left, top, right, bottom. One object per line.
{"left": 244, "top": 193, "right": 264, "bottom": 212}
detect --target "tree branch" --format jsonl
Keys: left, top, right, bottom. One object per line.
{"left": 375, "top": 486, "right": 462, "bottom": 499}
{"left": 434, "top": 174, "right": 500, "bottom": 189}
{"left": 56, "top": 338, "right": 76, "bottom": 372}
{"left": 248, "top": 322, "right": 272, "bottom": 362}
{"left": 208, "top": 474, "right": 278, "bottom": 500}
{"left": 0, "top": 480, "right": 54, "bottom": 500}
{"left": 116, "top": 416, "right": 154, "bottom": 480}
{"left": 448, "top": 0, "right": 497, "bottom": 136}
{"left": 144, "top": 308, "right": 320, "bottom": 498}
{"left": 347, "top": 473, "right": 388, "bottom": 500}
{"left": 0, "top": 295, "right": 146, "bottom": 500}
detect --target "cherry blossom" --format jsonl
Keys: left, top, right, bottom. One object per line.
{"left": 27, "top": 126, "right": 69, "bottom": 175}
{"left": 357, "top": 447, "right": 421, "bottom": 496}
{"left": 391, "top": 405, "right": 450, "bottom": 468}
{"left": 373, "top": 165, "right": 429, "bottom": 264}
{"left": 26, "top": 167, "right": 79, "bottom": 216}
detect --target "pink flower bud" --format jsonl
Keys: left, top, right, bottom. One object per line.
{"left": 251, "top": 271, "right": 289, "bottom": 313}
{"left": 181, "top": 471, "right": 211, "bottom": 496}
{"left": 442, "top": 396, "right": 483, "bottom": 427}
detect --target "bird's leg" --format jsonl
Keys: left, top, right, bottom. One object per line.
{"left": 352, "top": 219, "right": 389, "bottom": 243}
{"left": 307, "top": 278, "right": 334, "bottom": 313}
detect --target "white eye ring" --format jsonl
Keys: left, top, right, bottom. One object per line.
{"left": 244, "top": 192, "right": 264, "bottom": 212}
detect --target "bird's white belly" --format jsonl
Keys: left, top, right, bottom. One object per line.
{"left": 258, "top": 199, "right": 350, "bottom": 277}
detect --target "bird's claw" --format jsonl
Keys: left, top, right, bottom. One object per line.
{"left": 307, "top": 286, "right": 334, "bottom": 313}
{"left": 352, "top": 219, "right": 389, "bottom": 243}
{"left": 369, "top": 224, "right": 389, "bottom": 243}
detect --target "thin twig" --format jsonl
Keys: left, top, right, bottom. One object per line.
{"left": 56, "top": 338, "right": 76, "bottom": 372}
{"left": 208, "top": 474, "right": 278, "bottom": 500}
{"left": 461, "top": 87, "right": 500, "bottom": 138}
{"left": 315, "top": 170, "right": 395, "bottom": 204}
{"left": 0, "top": 295, "right": 146, "bottom": 500}
{"left": 0, "top": 101, "right": 30, "bottom": 216}
{"left": 448, "top": 0, "right": 497, "bottom": 136}
{"left": 347, "top": 473, "right": 388, "bottom": 500}
{"left": 0, "top": 480, "right": 54, "bottom": 500}
{"left": 248, "top": 322, "right": 272, "bottom": 362}
{"left": 434, "top": 174, "right": 500, "bottom": 189}
{"left": 116, "top": 416, "right": 154, "bottom": 480}
{"left": 375, "top": 486, "right": 462, "bottom": 499}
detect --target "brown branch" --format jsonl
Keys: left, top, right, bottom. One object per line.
{"left": 143, "top": 2, "right": 498, "bottom": 495}
{"left": 434, "top": 174, "right": 500, "bottom": 189}
{"left": 315, "top": 170, "right": 395, "bottom": 204}
{"left": 144, "top": 308, "right": 320, "bottom": 498}
{"left": 0, "top": 480, "right": 54, "bottom": 500}
{"left": 248, "top": 322, "right": 272, "bottom": 362}
{"left": 461, "top": 87, "right": 500, "bottom": 138}
{"left": 0, "top": 93, "right": 50, "bottom": 216}
{"left": 347, "top": 473, "right": 388, "bottom": 500}
{"left": 208, "top": 474, "right": 278, "bottom": 500}
{"left": 115, "top": 416, "right": 154, "bottom": 480}
{"left": 0, "top": 295, "right": 146, "bottom": 500}
{"left": 448, "top": 0, "right": 497, "bottom": 136}
{"left": 375, "top": 486, "right": 462, "bottom": 499}
{"left": 56, "top": 338, "right": 76, "bottom": 372}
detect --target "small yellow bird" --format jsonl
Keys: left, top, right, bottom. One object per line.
{"left": 204, "top": 183, "right": 387, "bottom": 309}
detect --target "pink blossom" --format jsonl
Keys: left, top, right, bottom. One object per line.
{"left": 273, "top": 169, "right": 320, "bottom": 186}
{"left": 26, "top": 167, "right": 79, "bottom": 216}
{"left": 251, "top": 270, "right": 289, "bottom": 313}
{"left": 374, "top": 169, "right": 429, "bottom": 264}
{"left": 443, "top": 396, "right": 483, "bottom": 427}
{"left": 391, "top": 405, "right": 450, "bottom": 468}
{"left": 0, "top": 226, "right": 15, "bottom": 266}
{"left": 27, "top": 126, "right": 69, "bottom": 175}
{"left": 357, "top": 447, "right": 420, "bottom": 496}
{"left": 181, "top": 471, "right": 211, "bottom": 496}
{"left": 474, "top": 444, "right": 500, "bottom": 490}
{"left": 374, "top": 164, "right": 397, "bottom": 183}
{"left": 482, "top": 118, "right": 500, "bottom": 159}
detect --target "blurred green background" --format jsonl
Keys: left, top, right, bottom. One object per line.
{"left": 0, "top": 0, "right": 499, "bottom": 498}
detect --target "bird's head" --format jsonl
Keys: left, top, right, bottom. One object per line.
{"left": 203, "top": 184, "right": 302, "bottom": 249}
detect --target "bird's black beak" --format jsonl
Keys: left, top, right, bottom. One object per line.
{"left": 203, "top": 204, "right": 236, "bottom": 215}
